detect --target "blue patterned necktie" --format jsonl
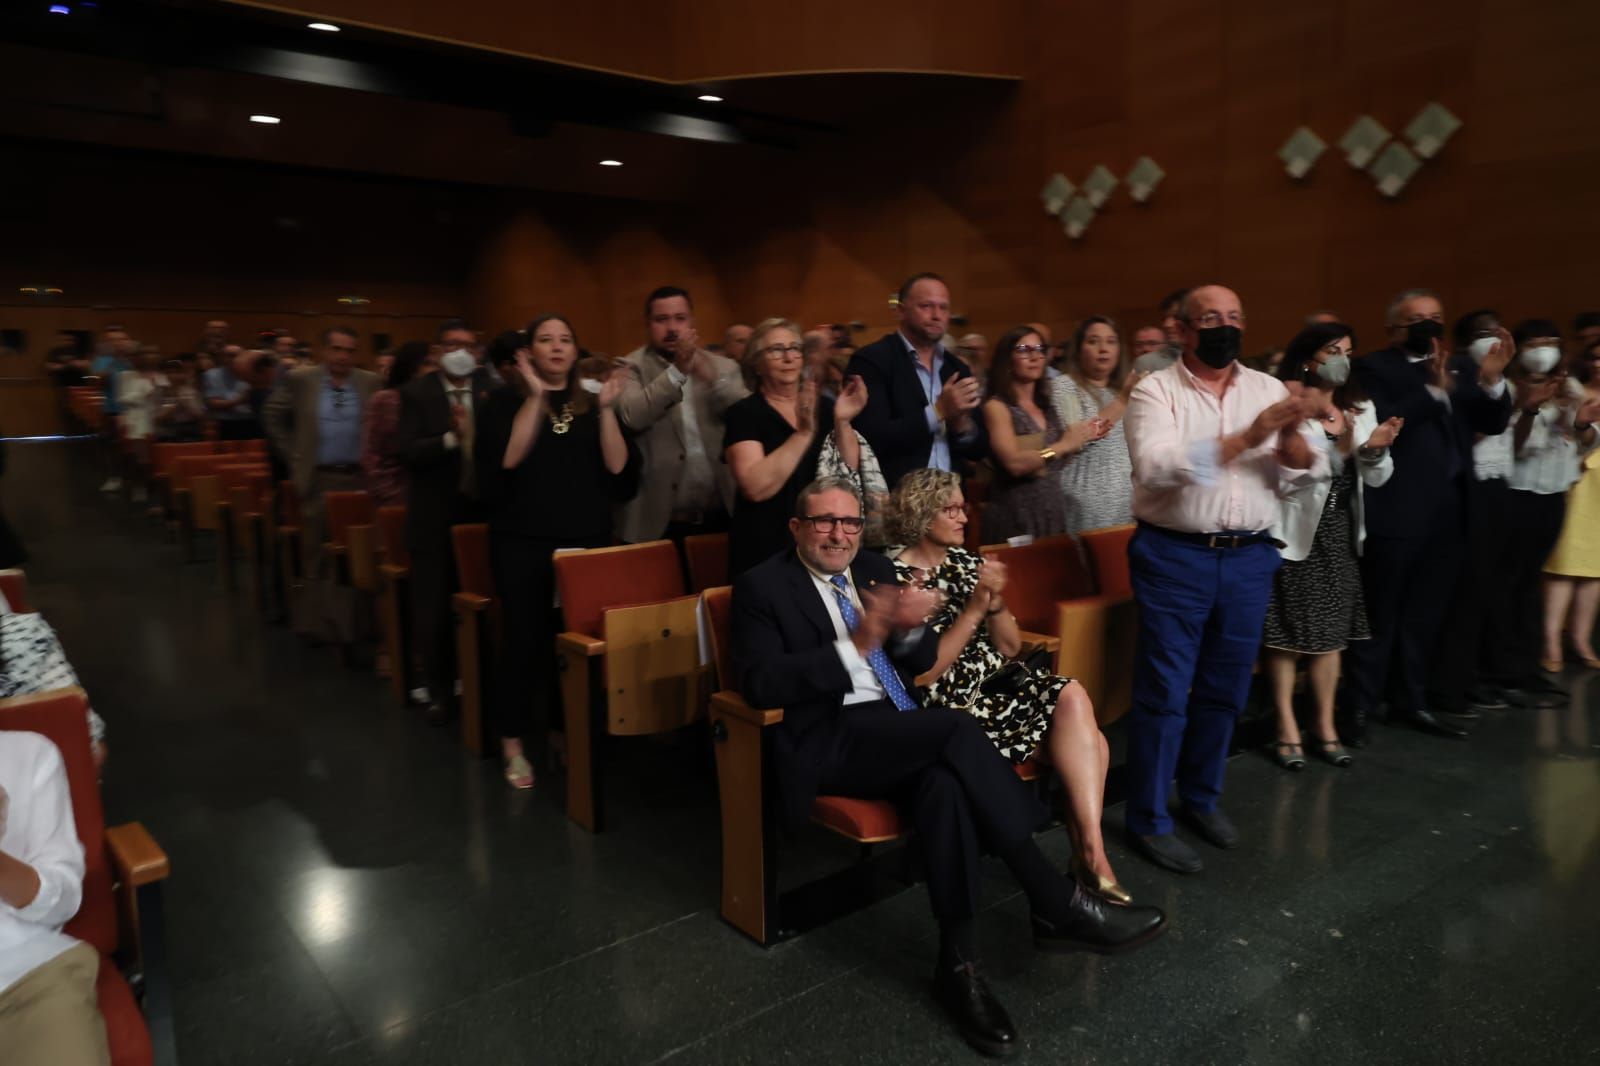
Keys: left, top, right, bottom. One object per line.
{"left": 829, "top": 574, "right": 917, "bottom": 711}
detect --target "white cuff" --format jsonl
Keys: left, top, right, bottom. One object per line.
{"left": 1187, "top": 437, "right": 1221, "bottom": 485}
{"left": 443, "top": 431, "right": 459, "bottom": 450}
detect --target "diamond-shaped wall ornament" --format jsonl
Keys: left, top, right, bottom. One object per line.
{"left": 1081, "top": 165, "right": 1119, "bottom": 208}
{"left": 1405, "top": 101, "right": 1462, "bottom": 159}
{"left": 1369, "top": 141, "right": 1422, "bottom": 198}
{"left": 1339, "top": 115, "right": 1390, "bottom": 169}
{"left": 1040, "top": 173, "right": 1075, "bottom": 216}
{"left": 1061, "top": 196, "right": 1096, "bottom": 239}
{"left": 1278, "top": 126, "right": 1327, "bottom": 179}
{"left": 1125, "top": 156, "right": 1165, "bottom": 202}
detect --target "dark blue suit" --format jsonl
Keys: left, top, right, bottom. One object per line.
{"left": 732, "top": 548, "right": 1044, "bottom": 921}
{"left": 1344, "top": 348, "right": 1512, "bottom": 716}
{"left": 846, "top": 333, "right": 989, "bottom": 493}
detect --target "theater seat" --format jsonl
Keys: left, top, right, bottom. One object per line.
{"left": 682, "top": 532, "right": 729, "bottom": 593}
{"left": 0, "top": 688, "right": 172, "bottom": 1066}
{"left": 376, "top": 506, "right": 412, "bottom": 708}
{"left": 810, "top": 796, "right": 903, "bottom": 843}
{"left": 451, "top": 523, "right": 497, "bottom": 755}
{"left": 0, "top": 567, "right": 33, "bottom": 612}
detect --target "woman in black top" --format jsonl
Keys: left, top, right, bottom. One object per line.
{"left": 476, "top": 313, "right": 638, "bottom": 790}
{"left": 723, "top": 317, "right": 866, "bottom": 575}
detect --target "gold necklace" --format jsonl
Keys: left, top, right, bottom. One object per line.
{"left": 549, "top": 401, "right": 574, "bottom": 434}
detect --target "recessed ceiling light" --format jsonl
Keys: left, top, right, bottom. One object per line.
{"left": 599, "top": 159, "right": 623, "bottom": 167}
{"left": 307, "top": 22, "right": 340, "bottom": 32}
{"left": 48, "top": 4, "right": 70, "bottom": 13}
{"left": 697, "top": 94, "right": 723, "bottom": 103}
{"left": 250, "top": 114, "right": 281, "bottom": 125}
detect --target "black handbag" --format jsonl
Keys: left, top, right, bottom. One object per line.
{"left": 978, "top": 646, "right": 1054, "bottom": 698}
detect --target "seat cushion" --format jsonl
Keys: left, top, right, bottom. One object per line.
{"left": 810, "top": 796, "right": 903, "bottom": 842}
{"left": 96, "top": 956, "right": 153, "bottom": 1066}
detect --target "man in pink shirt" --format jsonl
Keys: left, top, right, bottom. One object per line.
{"left": 1122, "top": 284, "right": 1325, "bottom": 874}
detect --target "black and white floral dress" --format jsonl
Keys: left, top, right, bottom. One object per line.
{"left": 891, "top": 545, "right": 1068, "bottom": 764}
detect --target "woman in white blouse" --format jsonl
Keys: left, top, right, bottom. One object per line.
{"left": 1500, "top": 321, "right": 1600, "bottom": 683}
{"left": 1263, "top": 324, "right": 1402, "bottom": 770}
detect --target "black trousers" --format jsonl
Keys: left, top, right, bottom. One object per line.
{"left": 409, "top": 502, "right": 483, "bottom": 706}
{"left": 813, "top": 705, "right": 1045, "bottom": 923}
{"left": 1490, "top": 490, "right": 1568, "bottom": 684}
{"left": 1428, "top": 478, "right": 1517, "bottom": 709}
{"left": 488, "top": 533, "right": 561, "bottom": 741}
{"left": 1345, "top": 500, "right": 1465, "bottom": 716}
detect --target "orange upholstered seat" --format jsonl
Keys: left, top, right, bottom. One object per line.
{"left": 1079, "top": 524, "right": 1135, "bottom": 600}
{"left": 811, "top": 796, "right": 903, "bottom": 842}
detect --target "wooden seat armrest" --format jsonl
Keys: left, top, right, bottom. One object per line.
{"left": 378, "top": 562, "right": 410, "bottom": 580}
{"left": 277, "top": 523, "right": 300, "bottom": 539}
{"left": 556, "top": 631, "right": 606, "bottom": 658}
{"left": 1016, "top": 629, "right": 1061, "bottom": 656}
{"left": 325, "top": 543, "right": 348, "bottom": 557}
{"left": 1059, "top": 591, "right": 1131, "bottom": 611}
{"left": 106, "top": 823, "right": 170, "bottom": 887}
{"left": 453, "top": 591, "right": 492, "bottom": 612}
{"left": 710, "top": 690, "right": 783, "bottom": 727}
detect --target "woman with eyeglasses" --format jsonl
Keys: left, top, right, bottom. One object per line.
{"left": 475, "top": 313, "right": 638, "bottom": 790}
{"left": 886, "top": 468, "right": 1131, "bottom": 903}
{"left": 981, "top": 326, "right": 1110, "bottom": 544}
{"left": 723, "top": 317, "right": 868, "bottom": 576}
{"left": 1542, "top": 340, "right": 1600, "bottom": 672}
{"left": 1261, "top": 323, "right": 1401, "bottom": 770}
{"left": 1050, "top": 317, "right": 1141, "bottom": 534}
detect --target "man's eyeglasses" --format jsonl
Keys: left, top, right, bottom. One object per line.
{"left": 1187, "top": 312, "right": 1247, "bottom": 329}
{"left": 1398, "top": 313, "right": 1443, "bottom": 326}
{"left": 1014, "top": 344, "right": 1048, "bottom": 356}
{"left": 799, "top": 514, "right": 865, "bottom": 534}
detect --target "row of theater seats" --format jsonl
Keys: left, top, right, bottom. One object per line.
{"left": 120, "top": 443, "right": 1141, "bottom": 948}
{"left": 0, "top": 568, "right": 174, "bottom": 1066}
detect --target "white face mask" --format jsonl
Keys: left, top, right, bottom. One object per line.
{"left": 1519, "top": 345, "right": 1560, "bottom": 374}
{"left": 440, "top": 349, "right": 476, "bottom": 378}
{"left": 1468, "top": 335, "right": 1499, "bottom": 364}
{"left": 579, "top": 377, "right": 603, "bottom": 395}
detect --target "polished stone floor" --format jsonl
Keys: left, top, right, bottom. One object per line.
{"left": 10, "top": 440, "right": 1600, "bottom": 1065}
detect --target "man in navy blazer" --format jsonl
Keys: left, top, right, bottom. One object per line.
{"left": 1343, "top": 288, "right": 1513, "bottom": 745}
{"left": 732, "top": 476, "right": 1163, "bottom": 1057}
{"left": 846, "top": 273, "right": 988, "bottom": 493}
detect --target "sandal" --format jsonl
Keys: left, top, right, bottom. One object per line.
{"left": 1269, "top": 741, "right": 1307, "bottom": 772}
{"left": 504, "top": 754, "right": 535, "bottom": 791}
{"left": 1310, "top": 739, "right": 1353, "bottom": 768}
{"left": 1540, "top": 658, "right": 1564, "bottom": 675}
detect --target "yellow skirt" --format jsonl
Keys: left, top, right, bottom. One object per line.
{"left": 1545, "top": 450, "right": 1600, "bottom": 578}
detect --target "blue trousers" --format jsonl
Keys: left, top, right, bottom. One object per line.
{"left": 1125, "top": 525, "right": 1281, "bottom": 836}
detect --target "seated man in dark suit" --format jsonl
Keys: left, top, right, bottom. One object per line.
{"left": 733, "top": 476, "right": 1164, "bottom": 1058}
{"left": 1343, "top": 288, "right": 1513, "bottom": 745}
{"left": 847, "top": 273, "right": 988, "bottom": 491}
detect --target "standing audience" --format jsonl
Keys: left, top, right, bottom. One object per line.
{"left": 1542, "top": 338, "right": 1600, "bottom": 669}
{"left": 616, "top": 287, "right": 748, "bottom": 547}
{"left": 723, "top": 318, "right": 866, "bottom": 576}
{"left": 1051, "top": 316, "right": 1139, "bottom": 533}
{"left": 360, "top": 342, "right": 430, "bottom": 508}
{"left": 1262, "top": 323, "right": 1401, "bottom": 771}
{"left": 476, "top": 314, "right": 638, "bottom": 790}
{"left": 1121, "top": 285, "right": 1324, "bottom": 874}
{"left": 203, "top": 347, "right": 260, "bottom": 440}
{"left": 848, "top": 273, "right": 987, "bottom": 491}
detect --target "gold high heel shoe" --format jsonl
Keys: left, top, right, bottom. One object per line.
{"left": 1070, "top": 857, "right": 1133, "bottom": 906}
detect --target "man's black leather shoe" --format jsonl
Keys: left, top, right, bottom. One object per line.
{"left": 1395, "top": 707, "right": 1468, "bottom": 739}
{"left": 1031, "top": 884, "right": 1166, "bottom": 955}
{"left": 1180, "top": 806, "right": 1240, "bottom": 849}
{"left": 933, "top": 962, "right": 1018, "bottom": 1058}
{"left": 1129, "top": 831, "right": 1204, "bottom": 874}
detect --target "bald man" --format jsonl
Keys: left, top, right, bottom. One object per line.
{"left": 1122, "top": 284, "right": 1325, "bottom": 875}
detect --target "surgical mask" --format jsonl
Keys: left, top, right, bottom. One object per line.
{"left": 440, "top": 349, "right": 476, "bottom": 378}
{"left": 1468, "top": 335, "right": 1499, "bottom": 364}
{"left": 1519, "top": 346, "right": 1560, "bottom": 374}
{"left": 579, "top": 377, "right": 603, "bottom": 395}
{"left": 1193, "top": 325, "right": 1242, "bottom": 369}
{"left": 1403, "top": 319, "right": 1443, "bottom": 356}
{"left": 1315, "top": 354, "right": 1351, "bottom": 385}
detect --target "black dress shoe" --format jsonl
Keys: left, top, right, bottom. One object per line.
{"left": 1394, "top": 707, "right": 1468, "bottom": 739}
{"left": 1128, "top": 831, "right": 1204, "bottom": 874}
{"left": 1179, "top": 806, "right": 1240, "bottom": 849}
{"left": 1031, "top": 884, "right": 1166, "bottom": 955}
{"left": 1338, "top": 706, "right": 1369, "bottom": 749}
{"left": 932, "top": 962, "right": 1018, "bottom": 1058}
{"left": 1502, "top": 678, "right": 1569, "bottom": 708}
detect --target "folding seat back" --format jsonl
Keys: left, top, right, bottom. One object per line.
{"left": 981, "top": 533, "right": 1094, "bottom": 636}
{"left": 683, "top": 532, "right": 729, "bottom": 593}
{"left": 450, "top": 524, "right": 496, "bottom": 755}
{"left": 0, "top": 568, "right": 32, "bottom": 613}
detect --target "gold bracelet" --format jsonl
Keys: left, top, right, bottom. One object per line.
{"left": 1038, "top": 448, "right": 1057, "bottom": 462}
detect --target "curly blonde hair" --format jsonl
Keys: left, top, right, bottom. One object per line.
{"left": 887, "top": 468, "right": 962, "bottom": 545}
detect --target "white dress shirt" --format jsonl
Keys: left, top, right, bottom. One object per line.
{"left": 801, "top": 564, "right": 887, "bottom": 706}
{"left": 1125, "top": 359, "right": 1327, "bottom": 533}
{"left": 665, "top": 363, "right": 718, "bottom": 513}
{"left": 440, "top": 372, "right": 476, "bottom": 451}
{"left": 0, "top": 732, "right": 86, "bottom": 997}
{"left": 1511, "top": 378, "right": 1598, "bottom": 495}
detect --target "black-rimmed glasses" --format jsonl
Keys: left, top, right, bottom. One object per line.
{"left": 799, "top": 514, "right": 865, "bottom": 534}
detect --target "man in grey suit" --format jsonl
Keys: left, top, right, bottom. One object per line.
{"left": 615, "top": 286, "right": 748, "bottom": 546}
{"left": 264, "top": 326, "right": 380, "bottom": 642}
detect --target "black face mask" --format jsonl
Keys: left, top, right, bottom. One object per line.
{"left": 1193, "top": 325, "right": 1242, "bottom": 369}
{"left": 1403, "top": 319, "right": 1443, "bottom": 355}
